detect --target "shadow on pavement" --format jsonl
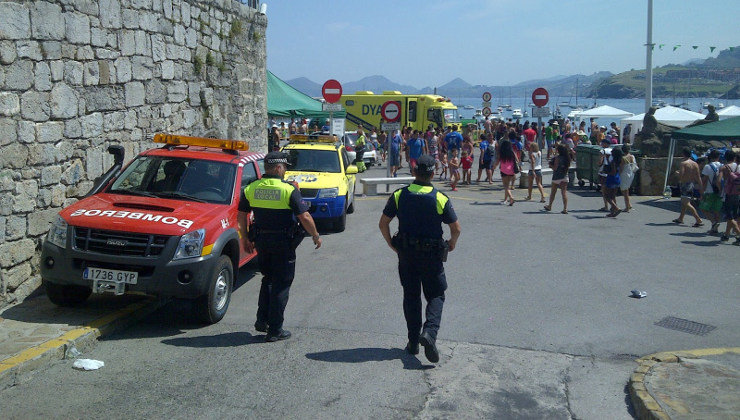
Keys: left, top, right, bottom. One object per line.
{"left": 638, "top": 198, "right": 680, "bottom": 212}
{"left": 681, "top": 240, "right": 720, "bottom": 247}
{"left": 161, "top": 331, "right": 263, "bottom": 348}
{"left": 645, "top": 222, "right": 683, "bottom": 227}
{"left": 305, "top": 347, "right": 434, "bottom": 371}
{"left": 0, "top": 293, "right": 149, "bottom": 326}
{"left": 468, "top": 201, "right": 502, "bottom": 206}
{"left": 573, "top": 215, "right": 608, "bottom": 220}
{"left": 669, "top": 231, "right": 710, "bottom": 238}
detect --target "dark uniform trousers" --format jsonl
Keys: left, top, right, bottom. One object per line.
{"left": 398, "top": 249, "right": 447, "bottom": 343}
{"left": 255, "top": 236, "right": 296, "bottom": 334}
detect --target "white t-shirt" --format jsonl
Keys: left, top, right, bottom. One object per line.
{"left": 701, "top": 161, "right": 721, "bottom": 194}
{"left": 530, "top": 151, "right": 542, "bottom": 170}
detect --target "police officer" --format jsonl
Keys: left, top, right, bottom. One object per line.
{"left": 378, "top": 155, "right": 461, "bottom": 362}
{"left": 237, "top": 151, "right": 322, "bottom": 342}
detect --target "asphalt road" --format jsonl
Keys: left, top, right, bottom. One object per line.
{"left": 1, "top": 164, "right": 738, "bottom": 419}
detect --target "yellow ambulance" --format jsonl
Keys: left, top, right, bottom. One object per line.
{"left": 341, "top": 91, "right": 460, "bottom": 132}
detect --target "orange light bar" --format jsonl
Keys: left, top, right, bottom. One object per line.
{"left": 153, "top": 133, "right": 249, "bottom": 151}
{"left": 289, "top": 134, "right": 337, "bottom": 143}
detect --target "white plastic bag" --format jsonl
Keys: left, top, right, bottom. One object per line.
{"left": 72, "top": 359, "right": 105, "bottom": 371}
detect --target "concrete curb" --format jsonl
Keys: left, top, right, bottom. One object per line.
{"left": 628, "top": 347, "right": 740, "bottom": 420}
{"left": 0, "top": 297, "right": 165, "bottom": 390}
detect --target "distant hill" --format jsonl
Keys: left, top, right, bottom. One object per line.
{"left": 589, "top": 45, "right": 740, "bottom": 99}
{"left": 285, "top": 77, "right": 321, "bottom": 97}
{"left": 343, "top": 76, "right": 418, "bottom": 95}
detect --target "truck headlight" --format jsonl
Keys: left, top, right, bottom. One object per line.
{"left": 46, "top": 216, "right": 68, "bottom": 248}
{"left": 318, "top": 188, "right": 338, "bottom": 198}
{"left": 173, "top": 229, "right": 205, "bottom": 260}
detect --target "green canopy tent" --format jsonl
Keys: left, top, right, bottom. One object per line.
{"left": 662, "top": 116, "right": 740, "bottom": 193}
{"left": 267, "top": 71, "right": 345, "bottom": 119}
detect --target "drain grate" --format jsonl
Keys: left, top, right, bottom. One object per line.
{"left": 655, "top": 316, "right": 716, "bottom": 336}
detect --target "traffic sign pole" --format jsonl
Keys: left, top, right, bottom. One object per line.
{"left": 531, "top": 87, "right": 549, "bottom": 151}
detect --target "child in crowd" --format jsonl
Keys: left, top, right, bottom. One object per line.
{"left": 439, "top": 153, "right": 448, "bottom": 180}
{"left": 461, "top": 150, "right": 473, "bottom": 185}
{"left": 449, "top": 149, "right": 460, "bottom": 191}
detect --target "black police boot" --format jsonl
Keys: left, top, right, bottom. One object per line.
{"left": 265, "top": 329, "right": 291, "bottom": 342}
{"left": 419, "top": 331, "right": 439, "bottom": 363}
{"left": 405, "top": 341, "right": 419, "bottom": 355}
{"left": 254, "top": 320, "right": 268, "bottom": 333}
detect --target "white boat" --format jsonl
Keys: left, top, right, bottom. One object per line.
{"left": 567, "top": 108, "right": 583, "bottom": 119}
{"left": 523, "top": 109, "right": 529, "bottom": 118}
{"left": 463, "top": 105, "right": 474, "bottom": 110}
{"left": 717, "top": 102, "right": 725, "bottom": 109}
{"left": 511, "top": 108, "right": 523, "bottom": 119}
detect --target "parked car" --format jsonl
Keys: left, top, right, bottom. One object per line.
{"left": 342, "top": 131, "right": 377, "bottom": 167}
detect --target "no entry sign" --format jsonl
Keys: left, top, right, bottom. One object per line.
{"left": 322, "top": 79, "right": 343, "bottom": 103}
{"left": 532, "top": 87, "right": 549, "bottom": 107}
{"left": 381, "top": 101, "right": 401, "bottom": 122}
{"left": 482, "top": 91, "right": 492, "bottom": 102}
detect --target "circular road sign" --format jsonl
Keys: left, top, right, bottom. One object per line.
{"left": 482, "top": 91, "right": 492, "bottom": 102}
{"left": 532, "top": 87, "right": 549, "bottom": 107}
{"left": 381, "top": 101, "right": 401, "bottom": 122}
{"left": 482, "top": 106, "right": 492, "bottom": 117}
{"left": 322, "top": 79, "right": 343, "bottom": 103}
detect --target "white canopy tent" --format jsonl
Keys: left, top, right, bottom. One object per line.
{"left": 571, "top": 105, "right": 634, "bottom": 120}
{"left": 619, "top": 106, "right": 704, "bottom": 143}
{"left": 717, "top": 105, "right": 740, "bottom": 120}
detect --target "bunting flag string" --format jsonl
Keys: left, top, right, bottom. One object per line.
{"left": 651, "top": 44, "right": 735, "bottom": 54}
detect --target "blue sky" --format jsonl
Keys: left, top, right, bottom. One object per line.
{"left": 265, "top": 0, "right": 740, "bottom": 87}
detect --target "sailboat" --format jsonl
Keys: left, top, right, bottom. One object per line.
{"left": 559, "top": 78, "right": 583, "bottom": 109}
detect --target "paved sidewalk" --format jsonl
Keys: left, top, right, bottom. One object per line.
{"left": 630, "top": 348, "right": 740, "bottom": 419}
{"left": 0, "top": 292, "right": 160, "bottom": 389}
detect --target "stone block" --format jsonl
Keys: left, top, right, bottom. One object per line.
{"left": 62, "top": 159, "right": 85, "bottom": 184}
{"left": 0, "top": 192, "right": 14, "bottom": 216}
{"left": 28, "top": 209, "right": 60, "bottom": 236}
{"left": 18, "top": 121, "right": 35, "bottom": 143}
{"left": 64, "top": 119, "right": 82, "bottom": 138}
{"left": 161, "top": 60, "right": 174, "bottom": 79}
{"left": 86, "top": 148, "right": 104, "bottom": 179}
{"left": 34, "top": 62, "right": 52, "bottom": 91}
{"left": 131, "top": 55, "right": 153, "bottom": 80}
{"left": 65, "top": 12, "right": 91, "bottom": 44}
{"left": 124, "top": 110, "right": 137, "bottom": 130}
{"left": 125, "top": 81, "right": 145, "bottom": 107}
{"left": 50, "top": 83, "right": 79, "bottom": 119}
{"left": 30, "top": 1, "right": 64, "bottom": 40}
{"left": 4, "top": 262, "right": 32, "bottom": 290}
{"left": 6, "top": 215, "right": 26, "bottom": 240}
{"left": 144, "top": 79, "right": 166, "bottom": 104}
{"left": 114, "top": 57, "right": 132, "bottom": 83}
{"left": 134, "top": 30, "right": 148, "bottom": 55}
{"left": 183, "top": 109, "right": 197, "bottom": 128}
{"left": 73, "top": 0, "right": 99, "bottom": 15}
{"left": 151, "top": 34, "right": 166, "bottom": 62}
{"left": 40, "top": 165, "right": 63, "bottom": 186}
{"left": 0, "top": 93, "right": 20, "bottom": 116}
{"left": 12, "top": 180, "right": 38, "bottom": 212}
{"left": 36, "top": 121, "right": 64, "bottom": 143}
{"left": 5, "top": 60, "right": 34, "bottom": 90}
{"left": 20, "top": 91, "right": 51, "bottom": 122}
{"left": 173, "top": 24, "right": 185, "bottom": 45}
{"left": 119, "top": 30, "right": 136, "bottom": 56}
{"left": 103, "top": 111, "right": 125, "bottom": 132}
{"left": 64, "top": 61, "right": 84, "bottom": 85}
{"left": 122, "top": 8, "right": 139, "bottom": 29}
{"left": 41, "top": 41, "right": 62, "bottom": 60}
{"left": 51, "top": 184, "right": 66, "bottom": 207}
{"left": 0, "top": 216, "right": 4, "bottom": 243}
{"left": 99, "top": 0, "right": 122, "bottom": 29}
{"left": 90, "top": 27, "right": 108, "bottom": 47}
{"left": 201, "top": 87, "right": 214, "bottom": 106}
{"left": 1, "top": 143, "right": 27, "bottom": 172}
{"left": 0, "top": 41, "right": 18, "bottom": 64}
{"left": 131, "top": 0, "right": 153, "bottom": 9}
{"left": 163, "top": 0, "right": 172, "bottom": 19}
{"left": 0, "top": 2, "right": 31, "bottom": 40}
{"left": 185, "top": 27, "right": 197, "bottom": 48}
{"left": 80, "top": 112, "right": 104, "bottom": 138}
{"left": 98, "top": 60, "right": 111, "bottom": 84}
{"left": 168, "top": 81, "right": 188, "bottom": 103}
{"left": 17, "top": 40, "right": 42, "bottom": 60}
{"left": 181, "top": 2, "right": 190, "bottom": 26}
{"left": 0, "top": 238, "right": 36, "bottom": 267}
{"left": 84, "top": 86, "right": 124, "bottom": 112}
{"left": 0, "top": 119, "right": 17, "bottom": 146}
{"left": 83, "top": 61, "right": 100, "bottom": 85}
{"left": 139, "top": 11, "right": 158, "bottom": 32}
{"left": 107, "top": 32, "right": 117, "bottom": 49}
{"left": 26, "top": 143, "right": 57, "bottom": 166}
{"left": 50, "top": 60, "right": 64, "bottom": 81}
{"left": 76, "top": 45, "right": 95, "bottom": 60}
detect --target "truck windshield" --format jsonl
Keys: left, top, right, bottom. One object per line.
{"left": 108, "top": 156, "right": 236, "bottom": 204}
{"left": 443, "top": 108, "right": 459, "bottom": 123}
{"left": 285, "top": 149, "right": 341, "bottom": 173}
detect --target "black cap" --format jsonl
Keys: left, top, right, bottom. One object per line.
{"left": 416, "top": 155, "right": 436, "bottom": 174}
{"left": 265, "top": 151, "right": 290, "bottom": 165}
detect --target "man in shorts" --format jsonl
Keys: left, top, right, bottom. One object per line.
{"left": 673, "top": 147, "right": 703, "bottom": 227}
{"left": 699, "top": 150, "right": 723, "bottom": 233}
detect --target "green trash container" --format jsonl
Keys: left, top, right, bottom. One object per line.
{"left": 575, "top": 144, "right": 603, "bottom": 188}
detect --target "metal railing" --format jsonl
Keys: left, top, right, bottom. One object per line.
{"left": 237, "top": 0, "right": 260, "bottom": 9}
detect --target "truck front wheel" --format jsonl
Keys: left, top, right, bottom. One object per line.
{"left": 44, "top": 280, "right": 91, "bottom": 307}
{"left": 197, "top": 255, "right": 233, "bottom": 324}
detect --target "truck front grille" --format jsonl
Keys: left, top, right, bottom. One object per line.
{"left": 299, "top": 188, "right": 319, "bottom": 199}
{"left": 73, "top": 227, "right": 169, "bottom": 257}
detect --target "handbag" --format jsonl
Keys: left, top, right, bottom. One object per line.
{"left": 628, "top": 156, "right": 639, "bottom": 172}
{"left": 513, "top": 159, "right": 520, "bottom": 174}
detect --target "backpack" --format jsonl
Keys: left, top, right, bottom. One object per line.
{"left": 485, "top": 144, "right": 495, "bottom": 159}
{"left": 709, "top": 164, "right": 721, "bottom": 194}
{"left": 726, "top": 165, "right": 740, "bottom": 196}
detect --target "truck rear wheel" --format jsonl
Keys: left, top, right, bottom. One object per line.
{"left": 44, "top": 280, "right": 91, "bottom": 307}
{"left": 197, "top": 255, "right": 233, "bottom": 324}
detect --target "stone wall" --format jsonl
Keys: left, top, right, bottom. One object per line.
{"left": 0, "top": 0, "right": 267, "bottom": 307}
